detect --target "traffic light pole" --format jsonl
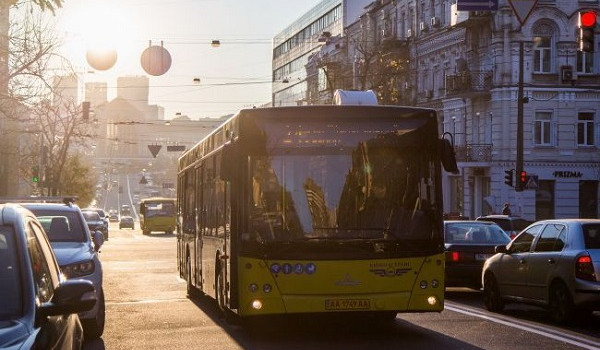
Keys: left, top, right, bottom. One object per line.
{"left": 516, "top": 41, "right": 524, "bottom": 192}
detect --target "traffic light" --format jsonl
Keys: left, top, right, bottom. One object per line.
{"left": 32, "top": 166, "right": 39, "bottom": 183}
{"left": 504, "top": 169, "right": 513, "bottom": 187}
{"left": 82, "top": 101, "right": 90, "bottom": 120}
{"left": 579, "top": 11, "right": 596, "bottom": 53}
{"left": 516, "top": 170, "right": 528, "bottom": 191}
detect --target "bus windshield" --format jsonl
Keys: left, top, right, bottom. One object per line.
{"left": 247, "top": 125, "right": 439, "bottom": 244}
{"left": 143, "top": 201, "right": 175, "bottom": 218}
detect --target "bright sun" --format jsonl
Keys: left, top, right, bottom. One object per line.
{"left": 61, "top": 2, "right": 137, "bottom": 68}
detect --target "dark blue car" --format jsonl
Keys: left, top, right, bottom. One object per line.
{"left": 0, "top": 203, "right": 96, "bottom": 349}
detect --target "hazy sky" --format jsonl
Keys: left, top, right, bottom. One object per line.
{"left": 51, "top": 0, "right": 322, "bottom": 119}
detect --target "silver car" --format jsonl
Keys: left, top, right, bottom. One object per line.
{"left": 482, "top": 219, "right": 600, "bottom": 323}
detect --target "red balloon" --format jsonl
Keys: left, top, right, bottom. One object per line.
{"left": 140, "top": 45, "right": 172, "bottom": 76}
{"left": 86, "top": 48, "right": 118, "bottom": 71}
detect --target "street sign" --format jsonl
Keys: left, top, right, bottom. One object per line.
{"left": 457, "top": 0, "right": 498, "bottom": 11}
{"left": 507, "top": 0, "right": 538, "bottom": 25}
{"left": 148, "top": 144, "right": 162, "bottom": 158}
{"left": 167, "top": 145, "right": 186, "bottom": 152}
{"left": 525, "top": 174, "right": 538, "bottom": 190}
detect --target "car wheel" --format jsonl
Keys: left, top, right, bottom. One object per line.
{"left": 483, "top": 274, "right": 504, "bottom": 312}
{"left": 549, "top": 282, "right": 574, "bottom": 324}
{"left": 82, "top": 288, "right": 105, "bottom": 339}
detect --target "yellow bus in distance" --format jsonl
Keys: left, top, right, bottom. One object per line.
{"left": 139, "top": 197, "right": 176, "bottom": 235}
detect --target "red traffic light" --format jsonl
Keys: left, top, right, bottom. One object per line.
{"left": 581, "top": 11, "right": 597, "bottom": 28}
{"left": 520, "top": 171, "right": 527, "bottom": 184}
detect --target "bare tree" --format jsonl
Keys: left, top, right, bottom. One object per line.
{"left": 1, "top": 2, "right": 71, "bottom": 120}
{"left": 28, "top": 94, "right": 94, "bottom": 196}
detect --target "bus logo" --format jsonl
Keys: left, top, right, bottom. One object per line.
{"left": 335, "top": 273, "right": 362, "bottom": 286}
{"left": 305, "top": 263, "right": 316, "bottom": 275}
{"left": 370, "top": 268, "right": 411, "bottom": 277}
{"left": 270, "top": 263, "right": 281, "bottom": 274}
{"left": 294, "top": 263, "right": 304, "bottom": 274}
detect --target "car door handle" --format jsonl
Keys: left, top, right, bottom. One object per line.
{"left": 547, "top": 258, "right": 555, "bottom": 264}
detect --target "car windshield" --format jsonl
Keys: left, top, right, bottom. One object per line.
{"left": 583, "top": 224, "right": 600, "bottom": 249}
{"left": 31, "top": 210, "right": 87, "bottom": 242}
{"left": 0, "top": 228, "right": 22, "bottom": 319}
{"left": 445, "top": 222, "right": 511, "bottom": 244}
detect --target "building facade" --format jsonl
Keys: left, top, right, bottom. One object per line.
{"left": 272, "top": 0, "right": 373, "bottom": 106}
{"left": 276, "top": 0, "right": 600, "bottom": 221}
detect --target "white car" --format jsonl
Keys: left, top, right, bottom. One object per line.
{"left": 482, "top": 219, "right": 600, "bottom": 324}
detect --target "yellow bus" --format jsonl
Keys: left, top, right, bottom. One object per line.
{"left": 176, "top": 105, "right": 457, "bottom": 321}
{"left": 139, "top": 197, "right": 176, "bottom": 235}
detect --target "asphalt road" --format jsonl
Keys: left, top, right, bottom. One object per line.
{"left": 83, "top": 224, "right": 600, "bottom": 350}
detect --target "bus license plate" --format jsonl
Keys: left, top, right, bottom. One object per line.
{"left": 325, "top": 299, "right": 371, "bottom": 310}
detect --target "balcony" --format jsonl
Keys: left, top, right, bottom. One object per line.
{"left": 445, "top": 71, "right": 492, "bottom": 96}
{"left": 454, "top": 143, "right": 492, "bottom": 162}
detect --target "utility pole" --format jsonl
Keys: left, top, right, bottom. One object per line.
{"left": 516, "top": 41, "right": 524, "bottom": 192}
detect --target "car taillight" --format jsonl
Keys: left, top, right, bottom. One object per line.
{"left": 575, "top": 255, "right": 596, "bottom": 282}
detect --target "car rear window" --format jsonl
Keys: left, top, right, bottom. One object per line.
{"left": 30, "top": 210, "right": 87, "bottom": 242}
{"left": 582, "top": 224, "right": 600, "bottom": 249}
{"left": 445, "top": 223, "right": 511, "bottom": 244}
{"left": 82, "top": 211, "right": 101, "bottom": 221}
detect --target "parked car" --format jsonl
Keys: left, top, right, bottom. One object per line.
{"left": 444, "top": 220, "right": 511, "bottom": 289}
{"left": 83, "top": 207, "right": 109, "bottom": 238}
{"left": 82, "top": 209, "right": 109, "bottom": 241}
{"left": 22, "top": 201, "right": 106, "bottom": 339}
{"left": 119, "top": 215, "right": 135, "bottom": 230}
{"left": 0, "top": 203, "right": 96, "bottom": 349}
{"left": 482, "top": 219, "right": 600, "bottom": 324}
{"left": 475, "top": 215, "right": 532, "bottom": 239}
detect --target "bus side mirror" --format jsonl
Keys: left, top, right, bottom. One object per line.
{"left": 220, "top": 141, "right": 237, "bottom": 182}
{"left": 439, "top": 139, "right": 459, "bottom": 174}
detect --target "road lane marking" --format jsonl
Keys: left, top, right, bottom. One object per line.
{"left": 445, "top": 301, "right": 600, "bottom": 350}
{"left": 107, "top": 298, "right": 188, "bottom": 306}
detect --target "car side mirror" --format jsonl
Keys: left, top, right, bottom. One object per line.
{"left": 38, "top": 279, "right": 96, "bottom": 317}
{"left": 495, "top": 245, "right": 508, "bottom": 254}
{"left": 93, "top": 230, "right": 104, "bottom": 251}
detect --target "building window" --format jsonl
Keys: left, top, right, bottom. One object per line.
{"left": 577, "top": 51, "right": 594, "bottom": 74}
{"left": 533, "top": 36, "right": 552, "bottom": 72}
{"left": 577, "top": 112, "right": 595, "bottom": 146}
{"left": 534, "top": 111, "right": 552, "bottom": 146}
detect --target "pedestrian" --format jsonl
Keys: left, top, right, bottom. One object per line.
{"left": 502, "top": 203, "right": 512, "bottom": 216}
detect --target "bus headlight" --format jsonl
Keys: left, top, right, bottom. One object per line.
{"left": 431, "top": 279, "right": 439, "bottom": 288}
{"left": 420, "top": 280, "right": 428, "bottom": 289}
{"left": 251, "top": 299, "right": 263, "bottom": 310}
{"left": 427, "top": 296, "right": 438, "bottom": 306}
{"left": 249, "top": 283, "right": 258, "bottom": 293}
{"left": 263, "top": 284, "right": 272, "bottom": 293}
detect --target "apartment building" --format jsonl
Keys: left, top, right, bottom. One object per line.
{"left": 276, "top": 0, "right": 600, "bottom": 220}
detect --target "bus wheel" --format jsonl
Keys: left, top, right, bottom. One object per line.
{"left": 215, "top": 263, "right": 226, "bottom": 312}
{"left": 186, "top": 255, "right": 193, "bottom": 298}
